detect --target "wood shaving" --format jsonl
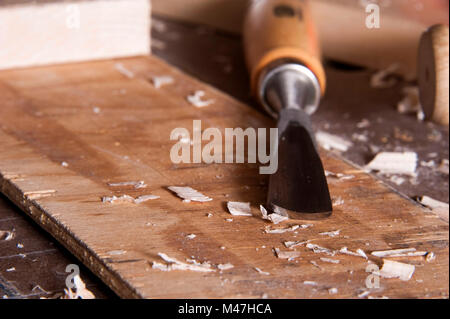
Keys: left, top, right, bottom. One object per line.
{"left": 339, "top": 247, "right": 368, "bottom": 259}
{"left": 108, "top": 181, "right": 147, "bottom": 189}
{"left": 328, "top": 287, "right": 339, "bottom": 295}
{"left": 17, "top": 243, "right": 23, "bottom": 249}
{"left": 227, "top": 202, "right": 252, "bottom": 216}
{"left": 107, "top": 250, "right": 126, "bottom": 256}
{"left": 254, "top": 267, "right": 270, "bottom": 275}
{"left": 168, "top": 186, "right": 212, "bottom": 203}
{"left": 152, "top": 253, "right": 215, "bottom": 273}
{"left": 63, "top": 275, "right": 95, "bottom": 299}
{"left": 265, "top": 225, "right": 301, "bottom": 234}
{"left": 438, "top": 159, "right": 449, "bottom": 175}
{"left": 320, "top": 258, "right": 340, "bottom": 264}
{"left": 114, "top": 62, "right": 134, "bottom": 78}
{"left": 371, "top": 248, "right": 427, "bottom": 258}
{"left": 61, "top": 161, "right": 69, "bottom": 167}
{"left": 151, "top": 76, "right": 174, "bottom": 89}
{"left": 365, "top": 152, "right": 417, "bottom": 176}
{"left": 320, "top": 230, "right": 340, "bottom": 238}
{"left": 325, "top": 171, "right": 355, "bottom": 181}
{"left": 374, "top": 260, "right": 415, "bottom": 281}
{"left": 102, "top": 194, "right": 160, "bottom": 204}
{"left": 6, "top": 267, "right": 16, "bottom": 272}
{"left": 284, "top": 240, "right": 310, "bottom": 249}
{"left": 426, "top": 252, "right": 436, "bottom": 262}
{"left": 397, "top": 86, "right": 424, "bottom": 121}
{"left": 332, "top": 197, "right": 344, "bottom": 206}
{"left": 303, "top": 281, "right": 317, "bottom": 286}
{"left": 0, "top": 230, "right": 14, "bottom": 241}
{"left": 217, "top": 263, "right": 234, "bottom": 271}
{"left": 274, "top": 248, "right": 301, "bottom": 260}
{"left": 24, "top": 190, "right": 56, "bottom": 200}
{"left": 186, "top": 234, "right": 196, "bottom": 240}
{"left": 418, "top": 196, "right": 449, "bottom": 210}
{"left": 187, "top": 90, "right": 215, "bottom": 108}
{"left": 306, "top": 243, "right": 335, "bottom": 256}
{"left": 260, "top": 205, "right": 288, "bottom": 224}
{"left": 370, "top": 64, "right": 400, "bottom": 88}
{"left": 316, "top": 131, "right": 353, "bottom": 152}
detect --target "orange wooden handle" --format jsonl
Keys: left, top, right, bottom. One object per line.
{"left": 243, "top": 0, "right": 326, "bottom": 97}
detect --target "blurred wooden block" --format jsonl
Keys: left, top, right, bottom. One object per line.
{"left": 0, "top": 0, "right": 151, "bottom": 70}
{"left": 153, "top": 0, "right": 449, "bottom": 79}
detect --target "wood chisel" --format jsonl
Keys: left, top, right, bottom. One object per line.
{"left": 244, "top": 0, "right": 332, "bottom": 219}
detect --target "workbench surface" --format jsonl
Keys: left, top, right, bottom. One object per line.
{"left": 0, "top": 16, "right": 448, "bottom": 299}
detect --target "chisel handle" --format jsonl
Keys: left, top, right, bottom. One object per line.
{"left": 243, "top": 0, "right": 326, "bottom": 98}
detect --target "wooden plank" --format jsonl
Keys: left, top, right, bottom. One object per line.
{"left": 0, "top": 0, "right": 151, "bottom": 70}
{"left": 0, "top": 56, "right": 448, "bottom": 299}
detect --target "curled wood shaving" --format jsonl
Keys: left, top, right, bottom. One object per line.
{"left": 152, "top": 76, "right": 174, "bottom": 89}
{"left": 366, "top": 152, "right": 418, "bottom": 176}
{"left": 260, "top": 205, "right": 288, "bottom": 224}
{"left": 370, "top": 64, "right": 400, "bottom": 89}
{"left": 63, "top": 275, "right": 95, "bottom": 299}
{"left": 374, "top": 260, "right": 415, "bottom": 281}
{"left": 108, "top": 181, "right": 147, "bottom": 189}
{"left": 316, "top": 131, "right": 353, "bottom": 152}
{"left": 339, "top": 247, "right": 368, "bottom": 259}
{"left": 187, "top": 90, "right": 215, "bottom": 108}
{"left": 227, "top": 202, "right": 252, "bottom": 216}
{"left": 168, "top": 186, "right": 212, "bottom": 203}
{"left": 274, "top": 248, "right": 301, "bottom": 260}
{"left": 0, "top": 230, "right": 14, "bottom": 241}
{"left": 153, "top": 253, "right": 215, "bottom": 272}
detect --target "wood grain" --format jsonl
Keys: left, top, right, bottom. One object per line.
{"left": 0, "top": 0, "right": 151, "bottom": 70}
{"left": 0, "top": 56, "right": 448, "bottom": 298}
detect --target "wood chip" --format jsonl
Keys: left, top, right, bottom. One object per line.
{"left": 186, "top": 234, "right": 196, "bottom": 240}
{"left": 63, "top": 275, "right": 95, "bottom": 299}
{"left": 370, "top": 64, "right": 400, "bottom": 88}
{"left": 168, "top": 186, "right": 212, "bottom": 202}
{"left": 319, "top": 230, "right": 340, "bottom": 238}
{"left": 260, "top": 205, "right": 288, "bottom": 224}
{"left": 227, "top": 202, "right": 252, "bottom": 216}
{"left": 153, "top": 253, "right": 215, "bottom": 273}
{"left": 6, "top": 267, "right": 16, "bottom": 272}
{"left": 151, "top": 76, "right": 174, "bottom": 89}
{"left": 306, "top": 243, "right": 335, "bottom": 256}
{"left": 274, "top": 248, "right": 301, "bottom": 260}
{"left": 265, "top": 225, "right": 302, "bottom": 234}
{"left": 418, "top": 196, "right": 449, "bottom": 210}
{"left": 114, "top": 62, "right": 134, "bottom": 78}
{"left": 107, "top": 250, "right": 126, "bottom": 256}
{"left": 328, "top": 287, "right": 339, "bottom": 295}
{"left": 102, "top": 194, "right": 159, "bottom": 204}
{"left": 0, "top": 230, "right": 14, "bottom": 241}
{"left": 320, "top": 257, "right": 340, "bottom": 264}
{"left": 316, "top": 131, "right": 353, "bottom": 152}
{"left": 217, "top": 263, "right": 234, "bottom": 271}
{"left": 254, "top": 267, "right": 270, "bottom": 275}
{"left": 366, "top": 152, "right": 417, "bottom": 176}
{"left": 107, "top": 181, "right": 147, "bottom": 189}
{"left": 371, "top": 248, "right": 427, "bottom": 258}
{"left": 303, "top": 281, "right": 317, "bottom": 286}
{"left": 284, "top": 240, "right": 310, "bottom": 249}
{"left": 374, "top": 260, "right": 415, "bottom": 281}
{"left": 339, "top": 247, "right": 368, "bottom": 259}
{"left": 187, "top": 90, "right": 215, "bottom": 108}
{"left": 24, "top": 190, "right": 56, "bottom": 200}
{"left": 325, "top": 171, "right": 355, "bottom": 181}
